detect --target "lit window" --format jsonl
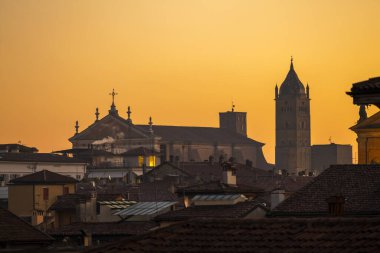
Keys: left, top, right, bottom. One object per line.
{"left": 149, "top": 156, "right": 156, "bottom": 167}
{"left": 138, "top": 156, "right": 144, "bottom": 167}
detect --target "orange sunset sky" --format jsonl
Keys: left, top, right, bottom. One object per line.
{"left": 1, "top": 0, "right": 380, "bottom": 163}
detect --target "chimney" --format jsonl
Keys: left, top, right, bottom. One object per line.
{"left": 222, "top": 162, "right": 237, "bottom": 186}
{"left": 271, "top": 189, "right": 286, "bottom": 210}
{"left": 326, "top": 196, "right": 345, "bottom": 216}
{"left": 183, "top": 196, "right": 190, "bottom": 208}
{"left": 81, "top": 229, "right": 92, "bottom": 247}
{"left": 209, "top": 155, "right": 214, "bottom": 164}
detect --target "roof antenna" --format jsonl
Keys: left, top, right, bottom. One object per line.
{"left": 231, "top": 100, "right": 235, "bottom": 112}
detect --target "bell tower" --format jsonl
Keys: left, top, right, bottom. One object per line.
{"left": 219, "top": 104, "right": 247, "bottom": 136}
{"left": 275, "top": 58, "right": 311, "bottom": 175}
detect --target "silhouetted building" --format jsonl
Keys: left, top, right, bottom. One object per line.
{"left": 347, "top": 77, "right": 380, "bottom": 164}
{"left": 275, "top": 58, "right": 311, "bottom": 175}
{"left": 0, "top": 143, "right": 38, "bottom": 153}
{"left": 311, "top": 144, "right": 352, "bottom": 174}
{"left": 68, "top": 90, "right": 270, "bottom": 171}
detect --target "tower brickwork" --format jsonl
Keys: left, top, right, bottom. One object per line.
{"left": 219, "top": 110, "right": 247, "bottom": 137}
{"left": 275, "top": 59, "right": 311, "bottom": 175}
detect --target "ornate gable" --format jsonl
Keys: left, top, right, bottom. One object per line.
{"left": 69, "top": 114, "right": 150, "bottom": 142}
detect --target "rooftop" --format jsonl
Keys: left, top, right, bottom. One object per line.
{"left": 114, "top": 201, "right": 177, "bottom": 216}
{"left": 271, "top": 164, "right": 380, "bottom": 217}
{"left": 85, "top": 217, "right": 380, "bottom": 253}
{"left": 155, "top": 200, "right": 267, "bottom": 222}
{"left": 0, "top": 207, "right": 53, "bottom": 244}
{"left": 347, "top": 76, "right": 380, "bottom": 107}
{"left": 0, "top": 143, "right": 38, "bottom": 153}
{"left": 0, "top": 152, "right": 86, "bottom": 163}
{"left": 10, "top": 170, "right": 78, "bottom": 185}
{"left": 49, "top": 221, "right": 158, "bottom": 237}
{"left": 279, "top": 58, "right": 306, "bottom": 96}
{"left": 177, "top": 180, "right": 264, "bottom": 195}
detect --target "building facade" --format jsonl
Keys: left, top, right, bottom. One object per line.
{"left": 347, "top": 77, "right": 380, "bottom": 164}
{"left": 8, "top": 170, "right": 77, "bottom": 225}
{"left": 275, "top": 59, "right": 311, "bottom": 175}
{"left": 311, "top": 144, "right": 352, "bottom": 175}
{"left": 0, "top": 153, "right": 87, "bottom": 185}
{"left": 67, "top": 90, "right": 271, "bottom": 175}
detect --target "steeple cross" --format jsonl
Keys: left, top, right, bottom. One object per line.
{"left": 95, "top": 107, "right": 100, "bottom": 121}
{"left": 109, "top": 89, "right": 118, "bottom": 104}
{"left": 75, "top": 120, "right": 79, "bottom": 134}
{"left": 127, "top": 106, "right": 131, "bottom": 119}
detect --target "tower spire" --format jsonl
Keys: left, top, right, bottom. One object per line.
{"left": 108, "top": 89, "right": 119, "bottom": 115}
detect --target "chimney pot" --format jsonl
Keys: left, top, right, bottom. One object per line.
{"left": 326, "top": 195, "right": 345, "bottom": 216}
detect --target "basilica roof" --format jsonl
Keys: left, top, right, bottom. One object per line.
{"left": 70, "top": 113, "right": 263, "bottom": 146}
{"left": 279, "top": 59, "right": 306, "bottom": 96}
{"left": 136, "top": 124, "right": 263, "bottom": 146}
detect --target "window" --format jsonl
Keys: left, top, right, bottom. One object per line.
{"left": 43, "top": 188, "right": 49, "bottom": 201}
{"left": 149, "top": 156, "right": 156, "bottom": 167}
{"left": 76, "top": 175, "right": 81, "bottom": 180}
{"left": 138, "top": 156, "right": 144, "bottom": 167}
{"left": 63, "top": 187, "right": 69, "bottom": 195}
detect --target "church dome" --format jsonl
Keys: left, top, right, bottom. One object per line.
{"left": 279, "top": 58, "right": 305, "bottom": 95}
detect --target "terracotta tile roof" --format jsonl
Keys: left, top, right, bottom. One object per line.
{"left": 123, "top": 179, "right": 180, "bottom": 202}
{"left": 78, "top": 179, "right": 182, "bottom": 202}
{"left": 271, "top": 165, "right": 380, "bottom": 216}
{"left": 177, "top": 181, "right": 264, "bottom": 195}
{"left": 10, "top": 170, "right": 78, "bottom": 185}
{"left": 85, "top": 217, "right": 380, "bottom": 253}
{"left": 0, "top": 207, "right": 53, "bottom": 244}
{"left": 143, "top": 162, "right": 194, "bottom": 179}
{"left": 122, "top": 147, "right": 158, "bottom": 157}
{"left": 155, "top": 201, "right": 267, "bottom": 221}
{"left": 0, "top": 143, "right": 38, "bottom": 153}
{"left": 0, "top": 152, "right": 86, "bottom": 163}
{"left": 136, "top": 125, "right": 263, "bottom": 145}
{"left": 70, "top": 109, "right": 264, "bottom": 146}
{"left": 53, "top": 148, "right": 115, "bottom": 156}
{"left": 49, "top": 194, "right": 89, "bottom": 211}
{"left": 179, "top": 162, "right": 312, "bottom": 192}
{"left": 49, "top": 221, "right": 158, "bottom": 236}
